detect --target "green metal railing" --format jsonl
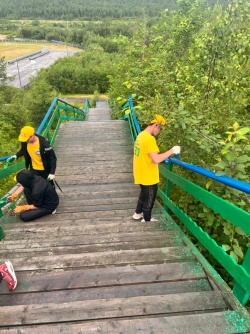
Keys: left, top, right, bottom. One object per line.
{"left": 123, "top": 96, "right": 250, "bottom": 306}
{"left": 0, "top": 97, "right": 90, "bottom": 218}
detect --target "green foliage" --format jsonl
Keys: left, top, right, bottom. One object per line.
{"left": 23, "top": 77, "right": 58, "bottom": 125}
{"left": 0, "top": 19, "right": 135, "bottom": 52}
{"left": 0, "top": 0, "right": 178, "bottom": 20}
{"left": 0, "top": 66, "right": 60, "bottom": 196}
{"left": 108, "top": 0, "right": 250, "bottom": 286}
{"left": 109, "top": 0, "right": 250, "bottom": 170}
{"left": 38, "top": 51, "right": 118, "bottom": 94}
{"left": 214, "top": 123, "right": 250, "bottom": 181}
{"left": 90, "top": 90, "right": 100, "bottom": 107}
{"left": 0, "top": 56, "right": 8, "bottom": 83}
{"left": 0, "top": 86, "right": 28, "bottom": 155}
{"left": 208, "top": 123, "right": 250, "bottom": 265}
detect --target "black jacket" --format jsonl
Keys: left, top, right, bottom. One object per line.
{"left": 16, "top": 134, "right": 57, "bottom": 174}
{"left": 17, "top": 171, "right": 59, "bottom": 211}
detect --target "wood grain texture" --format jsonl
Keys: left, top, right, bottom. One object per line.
{"left": 0, "top": 103, "right": 248, "bottom": 333}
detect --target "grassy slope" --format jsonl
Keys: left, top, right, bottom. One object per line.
{"left": 0, "top": 41, "right": 82, "bottom": 60}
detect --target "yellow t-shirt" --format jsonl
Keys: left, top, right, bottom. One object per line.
{"left": 27, "top": 141, "right": 44, "bottom": 170}
{"left": 133, "top": 131, "right": 160, "bottom": 185}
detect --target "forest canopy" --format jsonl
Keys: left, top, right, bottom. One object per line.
{"left": 0, "top": 0, "right": 177, "bottom": 20}
{"left": 0, "top": 0, "right": 228, "bottom": 20}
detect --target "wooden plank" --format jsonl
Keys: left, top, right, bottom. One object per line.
{"left": 56, "top": 147, "right": 133, "bottom": 153}
{"left": 0, "top": 234, "right": 183, "bottom": 258}
{"left": 0, "top": 280, "right": 212, "bottom": 306}
{"left": 1, "top": 218, "right": 172, "bottom": 233}
{"left": 56, "top": 141, "right": 133, "bottom": 146}
{"left": 56, "top": 140, "right": 131, "bottom": 145}
{"left": 0, "top": 229, "right": 177, "bottom": 244}
{"left": 76, "top": 162, "right": 132, "bottom": 168}
{"left": 0, "top": 217, "right": 150, "bottom": 230}
{"left": 0, "top": 247, "right": 194, "bottom": 271}
{"left": 0, "top": 313, "right": 235, "bottom": 334}
{"left": 0, "top": 292, "right": 227, "bottom": 326}
{"left": 0, "top": 312, "right": 246, "bottom": 334}
{"left": 57, "top": 197, "right": 138, "bottom": 207}
{"left": 56, "top": 175, "right": 134, "bottom": 184}
{"left": 54, "top": 182, "right": 138, "bottom": 192}
{"left": 59, "top": 193, "right": 139, "bottom": 202}
{"left": 57, "top": 132, "right": 131, "bottom": 137}
{"left": 56, "top": 166, "right": 133, "bottom": 174}
{"left": 1, "top": 221, "right": 171, "bottom": 240}
{"left": 0, "top": 230, "right": 181, "bottom": 247}
{"left": 55, "top": 159, "right": 133, "bottom": 166}
{"left": 55, "top": 204, "right": 137, "bottom": 213}
{"left": 3, "top": 209, "right": 136, "bottom": 220}
{"left": 58, "top": 190, "right": 140, "bottom": 199}
{"left": 0, "top": 262, "right": 207, "bottom": 294}
{"left": 50, "top": 203, "right": 138, "bottom": 213}
{"left": 56, "top": 153, "right": 133, "bottom": 159}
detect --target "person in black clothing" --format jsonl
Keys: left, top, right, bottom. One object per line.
{"left": 7, "top": 170, "right": 59, "bottom": 222}
{"left": 7, "top": 126, "right": 57, "bottom": 184}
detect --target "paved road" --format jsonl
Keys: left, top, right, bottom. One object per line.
{"left": 6, "top": 50, "right": 77, "bottom": 88}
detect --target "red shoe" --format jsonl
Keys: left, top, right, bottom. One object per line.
{"left": 0, "top": 261, "right": 17, "bottom": 291}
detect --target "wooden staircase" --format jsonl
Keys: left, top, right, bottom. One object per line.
{"left": 0, "top": 102, "right": 249, "bottom": 333}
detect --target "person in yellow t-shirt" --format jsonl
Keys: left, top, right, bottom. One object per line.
{"left": 7, "top": 126, "right": 57, "bottom": 186}
{"left": 133, "top": 114, "right": 181, "bottom": 222}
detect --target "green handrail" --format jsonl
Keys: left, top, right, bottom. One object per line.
{"left": 122, "top": 96, "right": 250, "bottom": 306}
{"left": 158, "top": 166, "right": 250, "bottom": 304}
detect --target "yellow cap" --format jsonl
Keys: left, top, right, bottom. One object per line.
{"left": 18, "top": 126, "right": 35, "bottom": 142}
{"left": 151, "top": 114, "right": 166, "bottom": 126}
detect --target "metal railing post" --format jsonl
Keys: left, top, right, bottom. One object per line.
{"left": 164, "top": 162, "right": 173, "bottom": 211}
{"left": 233, "top": 247, "right": 250, "bottom": 305}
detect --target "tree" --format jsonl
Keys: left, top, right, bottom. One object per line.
{"left": 0, "top": 56, "right": 8, "bottom": 84}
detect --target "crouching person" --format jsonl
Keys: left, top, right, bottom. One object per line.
{"left": 8, "top": 170, "right": 59, "bottom": 222}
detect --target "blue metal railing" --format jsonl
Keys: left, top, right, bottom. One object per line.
{"left": 169, "top": 158, "right": 250, "bottom": 194}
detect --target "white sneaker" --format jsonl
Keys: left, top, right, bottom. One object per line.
{"left": 132, "top": 212, "right": 143, "bottom": 220}
{"left": 141, "top": 217, "right": 158, "bottom": 222}
{"left": 52, "top": 209, "right": 56, "bottom": 214}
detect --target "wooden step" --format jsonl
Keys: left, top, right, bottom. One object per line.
{"left": 1, "top": 115, "right": 248, "bottom": 333}
{"left": 0, "top": 292, "right": 227, "bottom": 327}
{"left": 0, "top": 313, "right": 236, "bottom": 334}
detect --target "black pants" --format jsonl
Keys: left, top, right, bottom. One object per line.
{"left": 20, "top": 188, "right": 56, "bottom": 222}
{"left": 135, "top": 184, "right": 158, "bottom": 221}
{"left": 20, "top": 208, "right": 54, "bottom": 222}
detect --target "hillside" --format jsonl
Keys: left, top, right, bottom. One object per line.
{"left": 0, "top": 0, "right": 175, "bottom": 20}
{"left": 0, "top": 0, "right": 228, "bottom": 20}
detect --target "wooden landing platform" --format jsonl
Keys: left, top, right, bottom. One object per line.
{"left": 0, "top": 102, "right": 249, "bottom": 333}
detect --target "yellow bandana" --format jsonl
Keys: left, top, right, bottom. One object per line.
{"left": 150, "top": 114, "right": 166, "bottom": 126}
